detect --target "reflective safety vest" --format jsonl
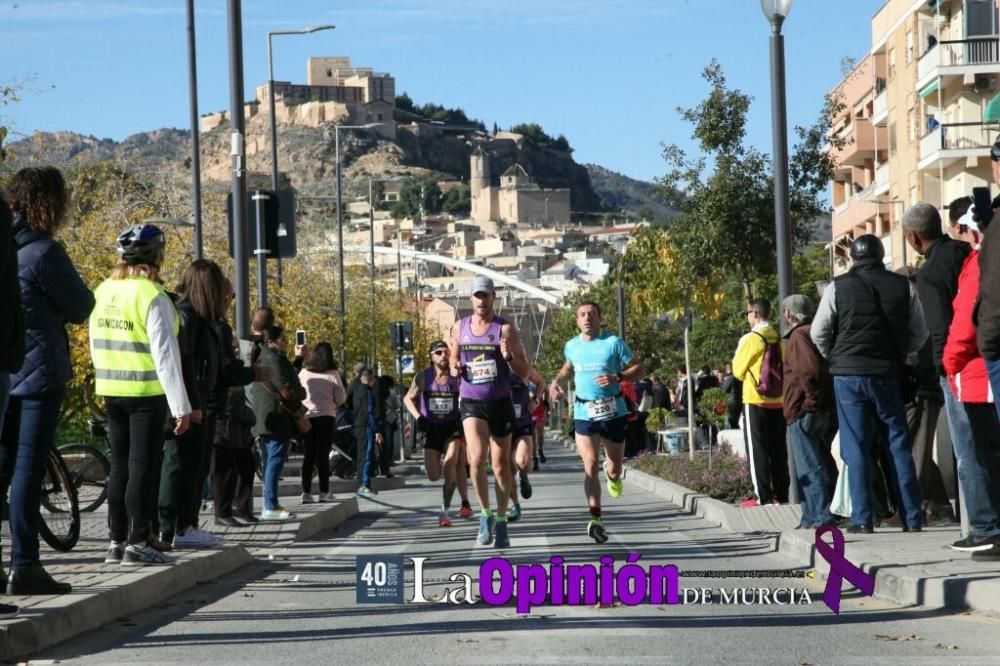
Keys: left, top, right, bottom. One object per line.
{"left": 90, "top": 277, "right": 177, "bottom": 397}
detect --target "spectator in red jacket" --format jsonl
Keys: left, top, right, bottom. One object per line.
{"left": 943, "top": 212, "right": 1000, "bottom": 558}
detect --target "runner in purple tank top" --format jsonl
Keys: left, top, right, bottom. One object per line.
{"left": 403, "top": 341, "right": 471, "bottom": 527}
{"left": 449, "top": 275, "right": 531, "bottom": 548}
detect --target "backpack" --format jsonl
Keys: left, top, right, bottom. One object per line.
{"left": 749, "top": 331, "right": 783, "bottom": 398}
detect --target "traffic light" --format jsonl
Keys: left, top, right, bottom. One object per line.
{"left": 389, "top": 321, "right": 414, "bottom": 351}
{"left": 227, "top": 189, "right": 298, "bottom": 259}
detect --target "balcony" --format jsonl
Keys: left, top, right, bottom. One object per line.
{"left": 872, "top": 89, "right": 888, "bottom": 126}
{"left": 874, "top": 162, "right": 890, "bottom": 195}
{"left": 830, "top": 121, "right": 887, "bottom": 168}
{"left": 832, "top": 194, "right": 890, "bottom": 239}
{"left": 917, "top": 38, "right": 1000, "bottom": 92}
{"left": 918, "top": 122, "right": 995, "bottom": 170}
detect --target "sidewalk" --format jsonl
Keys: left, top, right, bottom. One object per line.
{"left": 552, "top": 432, "right": 1000, "bottom": 615}
{"left": 0, "top": 453, "right": 410, "bottom": 661}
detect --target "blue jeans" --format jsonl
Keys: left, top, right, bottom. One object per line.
{"left": 833, "top": 375, "right": 923, "bottom": 528}
{"left": 939, "top": 376, "right": 1000, "bottom": 537}
{"left": 987, "top": 359, "right": 1000, "bottom": 421}
{"left": 262, "top": 438, "right": 289, "bottom": 511}
{"left": 359, "top": 425, "right": 378, "bottom": 488}
{"left": 0, "top": 387, "right": 66, "bottom": 569}
{"left": 788, "top": 412, "right": 838, "bottom": 526}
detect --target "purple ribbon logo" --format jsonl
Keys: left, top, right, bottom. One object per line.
{"left": 815, "top": 525, "right": 875, "bottom": 614}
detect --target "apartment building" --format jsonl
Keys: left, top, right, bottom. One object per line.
{"left": 830, "top": 0, "right": 1000, "bottom": 273}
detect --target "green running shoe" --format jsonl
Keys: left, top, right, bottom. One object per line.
{"left": 587, "top": 518, "right": 608, "bottom": 544}
{"left": 477, "top": 513, "right": 494, "bottom": 545}
{"left": 508, "top": 503, "right": 522, "bottom": 522}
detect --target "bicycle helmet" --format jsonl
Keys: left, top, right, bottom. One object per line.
{"left": 116, "top": 224, "right": 165, "bottom": 265}
{"left": 849, "top": 234, "right": 885, "bottom": 262}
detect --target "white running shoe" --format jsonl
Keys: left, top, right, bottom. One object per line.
{"left": 121, "top": 543, "right": 175, "bottom": 566}
{"left": 173, "top": 529, "right": 223, "bottom": 548}
{"left": 260, "top": 508, "right": 293, "bottom": 520}
{"left": 301, "top": 492, "right": 315, "bottom": 504}
{"left": 317, "top": 492, "right": 332, "bottom": 502}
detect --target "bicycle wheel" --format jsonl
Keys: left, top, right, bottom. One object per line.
{"left": 39, "top": 449, "right": 81, "bottom": 552}
{"left": 58, "top": 443, "right": 109, "bottom": 512}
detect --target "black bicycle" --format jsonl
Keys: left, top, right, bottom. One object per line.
{"left": 38, "top": 447, "right": 81, "bottom": 552}
{"left": 58, "top": 418, "right": 111, "bottom": 512}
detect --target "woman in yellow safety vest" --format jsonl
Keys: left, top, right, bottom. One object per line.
{"left": 89, "top": 224, "right": 191, "bottom": 567}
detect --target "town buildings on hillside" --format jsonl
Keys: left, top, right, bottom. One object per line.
{"left": 829, "top": 0, "right": 1000, "bottom": 273}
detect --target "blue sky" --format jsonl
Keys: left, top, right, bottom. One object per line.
{"left": 1, "top": 0, "right": 884, "bottom": 183}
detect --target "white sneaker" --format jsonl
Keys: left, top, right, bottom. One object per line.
{"left": 121, "top": 543, "right": 175, "bottom": 566}
{"left": 173, "top": 529, "right": 222, "bottom": 548}
{"left": 301, "top": 492, "right": 315, "bottom": 504}
{"left": 317, "top": 492, "right": 332, "bottom": 502}
{"left": 192, "top": 528, "right": 225, "bottom": 546}
{"left": 260, "top": 508, "right": 292, "bottom": 520}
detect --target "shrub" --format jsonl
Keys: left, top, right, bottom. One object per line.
{"left": 630, "top": 450, "right": 753, "bottom": 504}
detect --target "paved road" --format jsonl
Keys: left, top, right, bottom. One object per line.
{"left": 36, "top": 442, "right": 1000, "bottom": 665}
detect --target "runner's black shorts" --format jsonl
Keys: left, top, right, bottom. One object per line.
{"left": 513, "top": 422, "right": 535, "bottom": 440}
{"left": 574, "top": 415, "right": 628, "bottom": 443}
{"left": 424, "top": 420, "right": 463, "bottom": 453}
{"left": 460, "top": 397, "right": 515, "bottom": 439}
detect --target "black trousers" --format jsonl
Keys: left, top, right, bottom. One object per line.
{"left": 105, "top": 395, "right": 168, "bottom": 546}
{"left": 906, "top": 398, "right": 950, "bottom": 508}
{"left": 743, "top": 404, "right": 789, "bottom": 503}
{"left": 158, "top": 416, "right": 210, "bottom": 537}
{"left": 213, "top": 446, "right": 255, "bottom": 518}
{"left": 302, "top": 415, "right": 333, "bottom": 494}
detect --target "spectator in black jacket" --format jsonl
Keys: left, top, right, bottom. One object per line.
{"left": 981, "top": 142, "right": 1000, "bottom": 414}
{"left": 158, "top": 260, "right": 225, "bottom": 549}
{"left": 1, "top": 168, "right": 93, "bottom": 596}
{"left": 0, "top": 196, "right": 25, "bottom": 619}
{"left": 346, "top": 367, "right": 384, "bottom": 495}
{"left": 903, "top": 202, "right": 996, "bottom": 544}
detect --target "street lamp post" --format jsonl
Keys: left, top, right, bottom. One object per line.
{"left": 761, "top": 0, "right": 794, "bottom": 306}
{"left": 226, "top": 0, "right": 249, "bottom": 339}
{"left": 335, "top": 123, "right": 384, "bottom": 367}
{"left": 185, "top": 0, "right": 203, "bottom": 260}
{"left": 268, "top": 24, "right": 335, "bottom": 288}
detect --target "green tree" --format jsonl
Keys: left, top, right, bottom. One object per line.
{"left": 509, "top": 123, "right": 573, "bottom": 152}
{"left": 656, "top": 61, "right": 842, "bottom": 301}
{"left": 441, "top": 183, "right": 471, "bottom": 215}
{"left": 391, "top": 178, "right": 442, "bottom": 219}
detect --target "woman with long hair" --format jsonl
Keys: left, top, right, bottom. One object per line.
{"left": 157, "top": 259, "right": 225, "bottom": 548}
{"left": 248, "top": 326, "right": 305, "bottom": 519}
{"left": 298, "top": 342, "right": 346, "bottom": 502}
{"left": 0, "top": 167, "right": 94, "bottom": 595}
{"left": 90, "top": 223, "right": 191, "bottom": 566}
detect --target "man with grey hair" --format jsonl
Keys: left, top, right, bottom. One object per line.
{"left": 782, "top": 294, "right": 837, "bottom": 528}
{"left": 903, "top": 202, "right": 998, "bottom": 550}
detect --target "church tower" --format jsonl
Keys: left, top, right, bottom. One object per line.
{"left": 470, "top": 145, "right": 491, "bottom": 222}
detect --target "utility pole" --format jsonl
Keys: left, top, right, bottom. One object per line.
{"left": 227, "top": 0, "right": 249, "bottom": 338}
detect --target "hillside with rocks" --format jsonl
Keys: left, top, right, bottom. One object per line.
{"left": 6, "top": 114, "right": 662, "bottom": 216}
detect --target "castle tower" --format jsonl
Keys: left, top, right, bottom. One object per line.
{"left": 470, "top": 146, "right": 491, "bottom": 222}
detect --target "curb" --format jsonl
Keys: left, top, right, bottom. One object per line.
{"left": 0, "top": 498, "right": 359, "bottom": 661}
{"left": 254, "top": 476, "right": 406, "bottom": 497}
{"left": 622, "top": 462, "right": 1000, "bottom": 615}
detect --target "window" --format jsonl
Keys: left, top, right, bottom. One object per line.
{"left": 889, "top": 121, "right": 898, "bottom": 156}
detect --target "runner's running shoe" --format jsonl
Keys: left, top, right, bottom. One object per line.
{"left": 438, "top": 512, "right": 452, "bottom": 527}
{"left": 458, "top": 503, "right": 473, "bottom": 519}
{"left": 587, "top": 518, "right": 609, "bottom": 544}
{"left": 508, "top": 504, "right": 522, "bottom": 522}
{"left": 477, "top": 513, "right": 494, "bottom": 545}
{"left": 494, "top": 520, "right": 510, "bottom": 548}
{"left": 519, "top": 473, "right": 533, "bottom": 499}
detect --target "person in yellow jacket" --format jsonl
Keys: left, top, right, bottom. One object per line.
{"left": 732, "top": 299, "right": 787, "bottom": 506}
{"left": 90, "top": 224, "right": 191, "bottom": 567}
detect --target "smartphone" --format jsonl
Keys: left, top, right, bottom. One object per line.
{"left": 295, "top": 330, "right": 306, "bottom": 347}
{"left": 972, "top": 186, "right": 993, "bottom": 228}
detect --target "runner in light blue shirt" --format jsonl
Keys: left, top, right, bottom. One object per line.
{"left": 550, "top": 301, "right": 643, "bottom": 544}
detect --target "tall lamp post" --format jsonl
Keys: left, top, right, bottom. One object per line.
{"left": 186, "top": 0, "right": 203, "bottom": 260}
{"left": 335, "top": 123, "right": 384, "bottom": 367}
{"left": 268, "top": 24, "right": 335, "bottom": 287}
{"left": 761, "top": 0, "right": 794, "bottom": 306}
